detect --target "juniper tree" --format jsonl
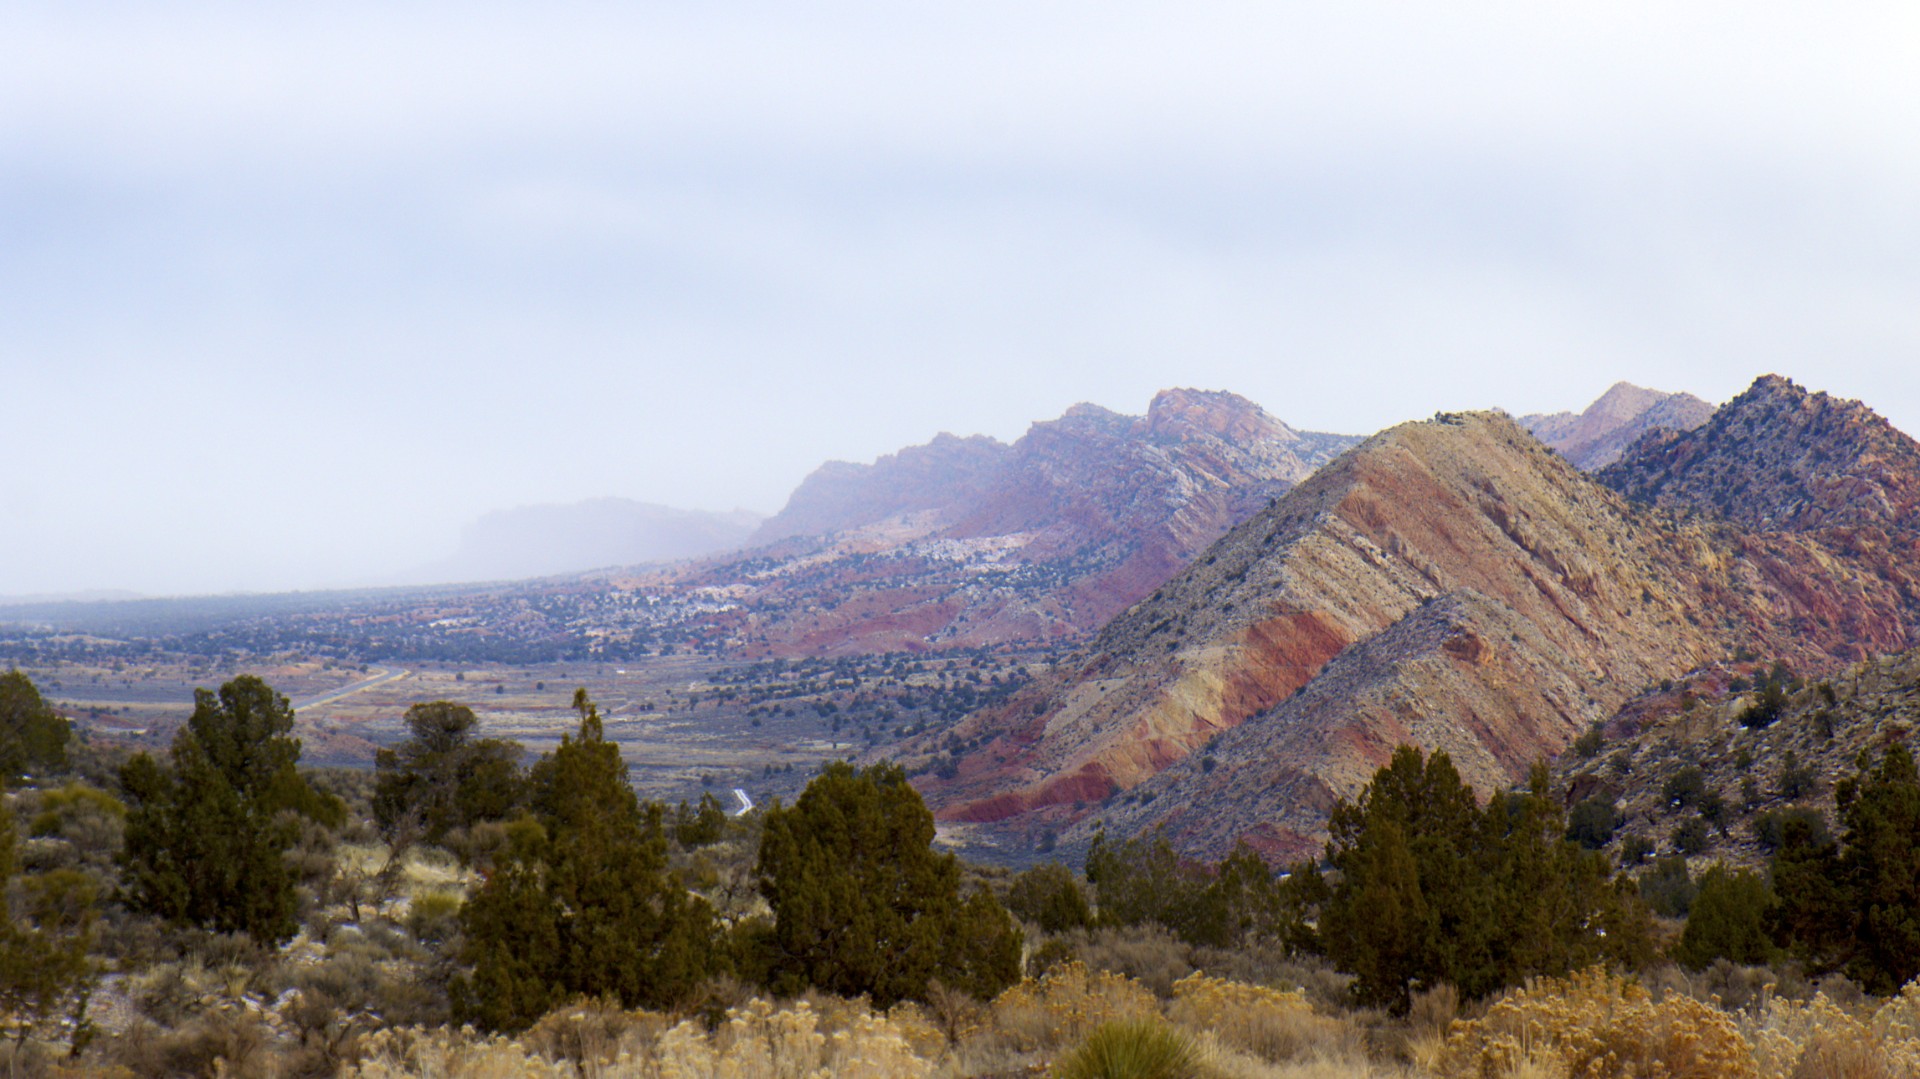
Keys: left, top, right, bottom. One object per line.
{"left": 1677, "top": 866, "right": 1776, "bottom": 970}
{"left": 455, "top": 691, "right": 715, "bottom": 1030}
{"left": 1317, "top": 747, "right": 1649, "bottom": 1014}
{"left": 0, "top": 671, "right": 69, "bottom": 777}
{"left": 756, "top": 761, "right": 1020, "bottom": 1006}
{"left": 1773, "top": 744, "right": 1920, "bottom": 993}
{"left": 372, "top": 700, "right": 524, "bottom": 847}
{"left": 119, "top": 676, "right": 342, "bottom": 944}
{"left": 0, "top": 790, "right": 96, "bottom": 1058}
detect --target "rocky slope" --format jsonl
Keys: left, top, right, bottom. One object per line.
{"left": 1522, "top": 382, "right": 1714, "bottom": 470}
{"left": 616, "top": 390, "right": 1359, "bottom": 656}
{"left": 912, "top": 395, "right": 1920, "bottom": 862}
{"left": 1553, "top": 646, "right": 1920, "bottom": 876}
{"left": 1599, "top": 374, "right": 1920, "bottom": 532}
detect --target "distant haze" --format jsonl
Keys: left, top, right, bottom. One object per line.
{"left": 3, "top": 5, "right": 1917, "bottom": 596}
{"left": 413, "top": 500, "right": 762, "bottom": 585}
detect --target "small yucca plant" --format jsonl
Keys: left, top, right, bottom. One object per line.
{"left": 1051, "top": 1019, "right": 1198, "bottom": 1079}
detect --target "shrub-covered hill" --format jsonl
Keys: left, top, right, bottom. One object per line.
{"left": 1552, "top": 645, "right": 1920, "bottom": 875}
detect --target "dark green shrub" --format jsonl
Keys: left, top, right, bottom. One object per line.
{"left": 757, "top": 759, "right": 1020, "bottom": 1007}
{"left": 1006, "top": 862, "right": 1092, "bottom": 934}
{"left": 1779, "top": 752, "right": 1817, "bottom": 801}
{"left": 1052, "top": 1019, "right": 1196, "bottom": 1079}
{"left": 1566, "top": 797, "right": 1620, "bottom": 850}
{"left": 1672, "top": 817, "right": 1712, "bottom": 855}
{"left": 1572, "top": 723, "right": 1605, "bottom": 759}
{"left": 1618, "top": 834, "right": 1654, "bottom": 867}
{"left": 1752, "top": 807, "right": 1829, "bottom": 853}
{"left": 1662, "top": 767, "right": 1709, "bottom": 810}
{"left": 1640, "top": 856, "right": 1695, "bottom": 918}
{"left": 1676, "top": 866, "right": 1776, "bottom": 970}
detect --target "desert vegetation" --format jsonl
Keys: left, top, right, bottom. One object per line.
{"left": 5, "top": 668, "right": 1920, "bottom": 1076}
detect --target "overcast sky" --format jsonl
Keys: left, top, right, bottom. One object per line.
{"left": 4, "top": 3, "right": 1918, "bottom": 597}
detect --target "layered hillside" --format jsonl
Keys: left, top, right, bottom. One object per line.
{"left": 618, "top": 390, "right": 1360, "bottom": 656}
{"left": 1522, "top": 382, "right": 1713, "bottom": 470}
{"left": 914, "top": 403, "right": 1920, "bottom": 862}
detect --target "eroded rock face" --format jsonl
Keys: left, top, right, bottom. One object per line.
{"left": 1522, "top": 382, "right": 1714, "bottom": 471}
{"left": 622, "top": 389, "right": 1359, "bottom": 656}
{"left": 915, "top": 397, "right": 1920, "bottom": 862}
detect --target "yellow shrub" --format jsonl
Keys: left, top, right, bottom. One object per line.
{"left": 991, "top": 961, "right": 1161, "bottom": 1054}
{"left": 1169, "top": 972, "right": 1360, "bottom": 1064}
{"left": 1737, "top": 983, "right": 1920, "bottom": 1079}
{"left": 1439, "top": 967, "right": 1756, "bottom": 1079}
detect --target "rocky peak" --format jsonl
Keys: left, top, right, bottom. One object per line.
{"left": 1522, "top": 381, "right": 1714, "bottom": 470}
{"left": 1142, "top": 388, "right": 1299, "bottom": 445}
{"left": 1600, "top": 374, "right": 1920, "bottom": 533}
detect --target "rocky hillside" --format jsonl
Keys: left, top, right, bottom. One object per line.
{"left": 1599, "top": 374, "right": 1920, "bottom": 532}
{"left": 1554, "top": 646, "right": 1920, "bottom": 876}
{"left": 1522, "top": 382, "right": 1714, "bottom": 470}
{"left": 912, "top": 395, "right": 1920, "bottom": 862}
{"left": 615, "top": 389, "right": 1359, "bottom": 656}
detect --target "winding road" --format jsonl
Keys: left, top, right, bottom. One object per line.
{"left": 292, "top": 667, "right": 410, "bottom": 712}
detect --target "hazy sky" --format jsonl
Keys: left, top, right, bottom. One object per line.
{"left": 4, "top": 3, "right": 1918, "bottom": 597}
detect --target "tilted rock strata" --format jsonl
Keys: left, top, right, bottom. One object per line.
{"left": 916, "top": 407, "right": 1920, "bottom": 862}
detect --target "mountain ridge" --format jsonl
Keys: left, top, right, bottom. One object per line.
{"left": 911, "top": 380, "right": 1920, "bottom": 862}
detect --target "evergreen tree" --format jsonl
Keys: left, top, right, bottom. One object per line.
{"left": 0, "top": 790, "right": 97, "bottom": 1057}
{"left": 1774, "top": 745, "right": 1920, "bottom": 993}
{"left": 1677, "top": 866, "right": 1776, "bottom": 970}
{"left": 372, "top": 700, "right": 524, "bottom": 846}
{"left": 0, "top": 670, "right": 70, "bottom": 777}
{"left": 672, "top": 792, "right": 729, "bottom": 848}
{"left": 455, "top": 691, "right": 714, "bottom": 1030}
{"left": 1005, "top": 862, "right": 1092, "bottom": 934}
{"left": 119, "top": 676, "right": 341, "bottom": 944}
{"left": 756, "top": 761, "right": 1021, "bottom": 1006}
{"left": 1085, "top": 829, "right": 1228, "bottom": 945}
{"left": 450, "top": 819, "right": 562, "bottom": 1032}
{"left": 1317, "top": 748, "right": 1649, "bottom": 1013}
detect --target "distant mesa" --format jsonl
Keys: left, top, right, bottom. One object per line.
{"left": 1521, "top": 381, "right": 1714, "bottom": 470}
{"left": 419, "top": 498, "right": 764, "bottom": 584}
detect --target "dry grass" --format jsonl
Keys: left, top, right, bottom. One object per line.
{"left": 1169, "top": 972, "right": 1366, "bottom": 1066}
{"left": 246, "top": 964, "right": 1920, "bottom": 1079}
